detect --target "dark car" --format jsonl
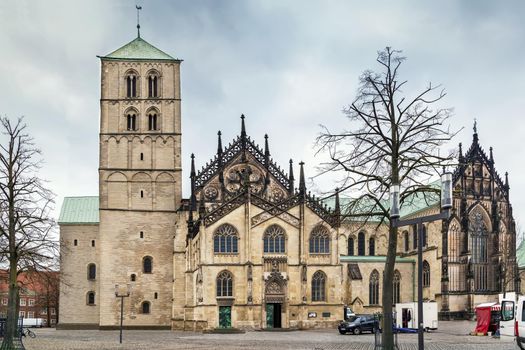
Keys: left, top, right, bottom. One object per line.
{"left": 338, "top": 314, "right": 379, "bottom": 335}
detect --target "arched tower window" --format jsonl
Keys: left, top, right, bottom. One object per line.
{"left": 422, "top": 225, "right": 428, "bottom": 247}
{"left": 311, "top": 271, "right": 326, "bottom": 302}
{"left": 347, "top": 237, "right": 354, "bottom": 256}
{"left": 369, "top": 270, "right": 380, "bottom": 305}
{"left": 148, "top": 113, "right": 158, "bottom": 130}
{"left": 86, "top": 291, "right": 95, "bottom": 305}
{"left": 126, "top": 113, "right": 137, "bottom": 131}
{"left": 126, "top": 72, "right": 138, "bottom": 98}
{"left": 403, "top": 231, "right": 409, "bottom": 252}
{"left": 358, "top": 232, "right": 365, "bottom": 256}
{"left": 87, "top": 263, "right": 96, "bottom": 280}
{"left": 423, "top": 260, "right": 430, "bottom": 287}
{"left": 470, "top": 210, "right": 490, "bottom": 291}
{"left": 148, "top": 72, "right": 159, "bottom": 98}
{"left": 369, "top": 237, "right": 375, "bottom": 256}
{"left": 216, "top": 271, "right": 233, "bottom": 297}
{"left": 143, "top": 256, "right": 153, "bottom": 273}
{"left": 412, "top": 224, "right": 418, "bottom": 250}
{"left": 263, "top": 225, "right": 285, "bottom": 253}
{"left": 213, "top": 224, "right": 239, "bottom": 254}
{"left": 393, "top": 270, "right": 401, "bottom": 304}
{"left": 309, "top": 226, "right": 330, "bottom": 254}
{"left": 141, "top": 301, "right": 150, "bottom": 314}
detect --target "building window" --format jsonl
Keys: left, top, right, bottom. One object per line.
{"left": 41, "top": 308, "right": 47, "bottom": 315}
{"left": 127, "top": 113, "right": 137, "bottom": 131}
{"left": 403, "top": 231, "right": 409, "bottom": 252}
{"left": 51, "top": 308, "right": 56, "bottom": 315}
{"left": 311, "top": 271, "right": 326, "bottom": 302}
{"left": 263, "top": 225, "right": 285, "bottom": 253}
{"left": 1, "top": 298, "right": 7, "bottom": 306}
{"left": 87, "top": 263, "right": 96, "bottom": 280}
{"left": 423, "top": 260, "right": 430, "bottom": 288}
{"left": 470, "top": 210, "right": 489, "bottom": 291}
{"left": 28, "top": 299, "right": 35, "bottom": 306}
{"left": 140, "top": 231, "right": 144, "bottom": 239}
{"left": 422, "top": 225, "right": 427, "bottom": 247}
{"left": 130, "top": 274, "right": 136, "bottom": 282}
{"left": 126, "top": 73, "right": 137, "bottom": 98}
{"left": 87, "top": 292, "right": 95, "bottom": 306}
{"left": 74, "top": 239, "right": 78, "bottom": 246}
{"left": 213, "top": 224, "right": 239, "bottom": 254}
{"left": 412, "top": 225, "right": 418, "bottom": 250}
{"left": 28, "top": 311, "right": 34, "bottom": 319}
{"left": 148, "top": 73, "right": 159, "bottom": 98}
{"left": 140, "top": 190, "right": 144, "bottom": 198}
{"left": 358, "top": 231, "right": 365, "bottom": 256}
{"left": 20, "top": 299, "right": 26, "bottom": 306}
{"left": 369, "top": 237, "right": 375, "bottom": 256}
{"left": 143, "top": 256, "right": 153, "bottom": 273}
{"left": 154, "top": 292, "right": 158, "bottom": 300}
{"left": 369, "top": 270, "right": 380, "bottom": 305}
{"left": 19, "top": 311, "right": 25, "bottom": 318}
{"left": 309, "top": 225, "right": 330, "bottom": 254}
{"left": 216, "top": 271, "right": 233, "bottom": 297}
{"left": 141, "top": 301, "right": 150, "bottom": 314}
{"left": 91, "top": 240, "right": 95, "bottom": 247}
{"left": 393, "top": 270, "right": 401, "bottom": 304}
{"left": 348, "top": 237, "right": 354, "bottom": 256}
{"left": 148, "top": 113, "right": 158, "bottom": 130}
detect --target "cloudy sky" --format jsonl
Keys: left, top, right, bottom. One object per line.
{"left": 1, "top": 0, "right": 524, "bottom": 229}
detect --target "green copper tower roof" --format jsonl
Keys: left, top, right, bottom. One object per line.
{"left": 100, "top": 37, "right": 180, "bottom": 61}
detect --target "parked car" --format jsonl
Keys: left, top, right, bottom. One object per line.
{"left": 338, "top": 314, "right": 379, "bottom": 335}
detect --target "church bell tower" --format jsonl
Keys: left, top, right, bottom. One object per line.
{"left": 97, "top": 27, "right": 182, "bottom": 328}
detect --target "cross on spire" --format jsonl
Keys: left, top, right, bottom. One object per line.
{"left": 136, "top": 5, "right": 142, "bottom": 38}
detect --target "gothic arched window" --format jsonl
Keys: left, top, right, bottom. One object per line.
{"left": 423, "top": 260, "right": 430, "bottom": 287}
{"left": 309, "top": 226, "right": 330, "bottom": 254}
{"left": 422, "top": 225, "right": 428, "bottom": 247}
{"left": 214, "top": 224, "right": 239, "bottom": 254}
{"left": 403, "top": 231, "right": 409, "bottom": 252}
{"left": 141, "top": 301, "right": 150, "bottom": 314}
{"left": 369, "top": 237, "right": 375, "bottom": 256}
{"left": 348, "top": 237, "right": 354, "bottom": 256}
{"left": 369, "top": 270, "right": 380, "bottom": 305}
{"left": 358, "top": 231, "right": 365, "bottom": 256}
{"left": 311, "top": 271, "right": 326, "bottom": 302}
{"left": 412, "top": 224, "right": 418, "bottom": 250}
{"left": 263, "top": 225, "right": 285, "bottom": 254}
{"left": 143, "top": 256, "right": 153, "bottom": 274}
{"left": 148, "top": 72, "right": 159, "bottom": 98}
{"left": 216, "top": 271, "right": 233, "bottom": 297}
{"left": 126, "top": 72, "right": 137, "bottom": 98}
{"left": 393, "top": 270, "right": 401, "bottom": 304}
{"left": 470, "top": 210, "right": 489, "bottom": 291}
{"left": 87, "top": 263, "right": 96, "bottom": 280}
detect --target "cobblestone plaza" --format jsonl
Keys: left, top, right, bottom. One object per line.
{"left": 22, "top": 321, "right": 516, "bottom": 350}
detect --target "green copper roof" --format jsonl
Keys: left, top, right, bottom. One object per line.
{"left": 517, "top": 240, "right": 525, "bottom": 268}
{"left": 100, "top": 37, "right": 179, "bottom": 61}
{"left": 58, "top": 197, "right": 99, "bottom": 225}
{"left": 340, "top": 255, "right": 415, "bottom": 263}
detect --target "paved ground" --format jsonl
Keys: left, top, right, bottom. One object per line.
{"left": 21, "top": 321, "right": 517, "bottom": 350}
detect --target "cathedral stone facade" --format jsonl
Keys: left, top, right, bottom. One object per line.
{"left": 58, "top": 35, "right": 518, "bottom": 330}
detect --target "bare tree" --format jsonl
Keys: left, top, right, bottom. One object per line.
{"left": 317, "top": 48, "right": 457, "bottom": 349}
{"left": 0, "top": 117, "right": 57, "bottom": 350}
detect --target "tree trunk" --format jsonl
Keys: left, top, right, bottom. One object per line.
{"left": 382, "top": 224, "right": 398, "bottom": 350}
{"left": 1, "top": 263, "right": 19, "bottom": 350}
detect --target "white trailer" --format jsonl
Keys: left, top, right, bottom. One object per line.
{"left": 22, "top": 318, "right": 44, "bottom": 328}
{"left": 395, "top": 302, "right": 438, "bottom": 331}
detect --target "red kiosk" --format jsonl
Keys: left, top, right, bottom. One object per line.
{"left": 474, "top": 302, "right": 501, "bottom": 335}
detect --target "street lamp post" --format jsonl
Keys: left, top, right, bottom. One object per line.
{"left": 390, "top": 171, "right": 452, "bottom": 350}
{"left": 115, "top": 283, "right": 131, "bottom": 344}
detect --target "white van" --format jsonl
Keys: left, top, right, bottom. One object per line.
{"left": 501, "top": 297, "right": 524, "bottom": 349}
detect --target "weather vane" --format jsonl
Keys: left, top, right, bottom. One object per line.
{"left": 136, "top": 5, "right": 142, "bottom": 38}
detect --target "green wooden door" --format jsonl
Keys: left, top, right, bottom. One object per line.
{"left": 218, "top": 306, "right": 231, "bottom": 328}
{"left": 266, "top": 303, "right": 274, "bottom": 328}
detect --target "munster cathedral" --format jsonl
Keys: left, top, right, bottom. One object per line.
{"left": 58, "top": 34, "right": 518, "bottom": 330}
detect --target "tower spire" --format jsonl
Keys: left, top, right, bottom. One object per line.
{"left": 241, "top": 114, "right": 246, "bottom": 138}
{"left": 240, "top": 114, "right": 247, "bottom": 162}
{"left": 299, "top": 161, "right": 306, "bottom": 196}
{"left": 136, "top": 5, "right": 142, "bottom": 38}
{"left": 473, "top": 118, "right": 478, "bottom": 143}
{"left": 288, "top": 159, "right": 295, "bottom": 195}
{"left": 217, "top": 131, "right": 223, "bottom": 155}
{"left": 264, "top": 134, "right": 270, "bottom": 166}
